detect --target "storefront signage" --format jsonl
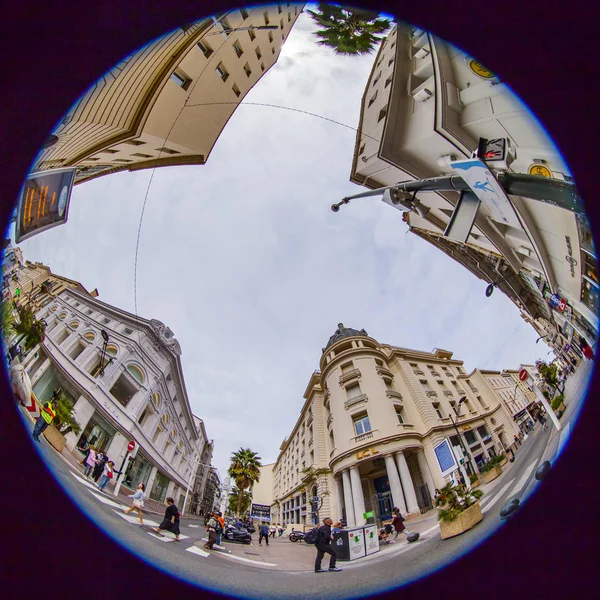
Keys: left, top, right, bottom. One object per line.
{"left": 433, "top": 439, "right": 458, "bottom": 478}
{"left": 363, "top": 510, "right": 375, "bottom": 519}
{"left": 528, "top": 164, "right": 552, "bottom": 178}
{"left": 565, "top": 235, "right": 577, "bottom": 278}
{"left": 364, "top": 525, "right": 380, "bottom": 555}
{"left": 355, "top": 447, "right": 380, "bottom": 461}
{"left": 250, "top": 503, "right": 271, "bottom": 521}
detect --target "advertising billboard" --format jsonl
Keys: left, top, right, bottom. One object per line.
{"left": 433, "top": 438, "right": 459, "bottom": 478}
{"left": 15, "top": 167, "right": 77, "bottom": 243}
{"left": 250, "top": 503, "right": 271, "bottom": 521}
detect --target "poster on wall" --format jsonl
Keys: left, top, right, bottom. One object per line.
{"left": 348, "top": 528, "right": 366, "bottom": 560}
{"left": 364, "top": 525, "right": 380, "bottom": 555}
{"left": 433, "top": 438, "right": 459, "bottom": 478}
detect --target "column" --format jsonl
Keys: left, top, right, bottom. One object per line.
{"left": 335, "top": 477, "right": 345, "bottom": 523}
{"left": 395, "top": 451, "right": 420, "bottom": 514}
{"left": 416, "top": 449, "right": 437, "bottom": 502}
{"left": 384, "top": 454, "right": 407, "bottom": 514}
{"left": 341, "top": 469, "right": 355, "bottom": 527}
{"left": 349, "top": 466, "right": 366, "bottom": 526}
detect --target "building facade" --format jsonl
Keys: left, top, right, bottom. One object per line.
{"left": 20, "top": 284, "right": 210, "bottom": 511}
{"left": 33, "top": 4, "right": 305, "bottom": 185}
{"left": 189, "top": 415, "right": 214, "bottom": 515}
{"left": 251, "top": 463, "right": 275, "bottom": 508}
{"left": 349, "top": 22, "right": 598, "bottom": 365}
{"left": 271, "top": 324, "right": 522, "bottom": 530}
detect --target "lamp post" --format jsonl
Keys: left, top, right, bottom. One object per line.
{"left": 97, "top": 329, "right": 114, "bottom": 377}
{"left": 209, "top": 17, "right": 278, "bottom": 39}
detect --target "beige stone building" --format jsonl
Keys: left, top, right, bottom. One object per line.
{"left": 34, "top": 4, "right": 305, "bottom": 184}
{"left": 251, "top": 463, "right": 275, "bottom": 508}
{"left": 349, "top": 21, "right": 598, "bottom": 365}
{"left": 271, "top": 324, "right": 522, "bottom": 530}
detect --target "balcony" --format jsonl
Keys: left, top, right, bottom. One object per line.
{"left": 398, "top": 423, "right": 415, "bottom": 429}
{"left": 431, "top": 371, "right": 441, "bottom": 377}
{"left": 339, "top": 368, "right": 361, "bottom": 385}
{"left": 376, "top": 365, "right": 393, "bottom": 378}
{"left": 353, "top": 429, "right": 377, "bottom": 444}
{"left": 443, "top": 390, "right": 453, "bottom": 397}
{"left": 414, "top": 370, "right": 425, "bottom": 375}
{"left": 385, "top": 389, "right": 403, "bottom": 400}
{"left": 344, "top": 394, "right": 368, "bottom": 410}
{"left": 426, "top": 390, "right": 438, "bottom": 398}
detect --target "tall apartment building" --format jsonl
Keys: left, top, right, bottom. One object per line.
{"left": 18, "top": 279, "right": 211, "bottom": 511}
{"left": 271, "top": 324, "right": 524, "bottom": 530}
{"left": 33, "top": 4, "right": 305, "bottom": 185}
{"left": 349, "top": 22, "right": 598, "bottom": 365}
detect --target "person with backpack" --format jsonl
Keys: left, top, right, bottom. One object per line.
{"left": 258, "top": 521, "right": 270, "bottom": 546}
{"left": 314, "top": 517, "right": 342, "bottom": 573}
{"left": 215, "top": 512, "right": 225, "bottom": 546}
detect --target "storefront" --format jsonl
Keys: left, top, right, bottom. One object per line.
{"left": 76, "top": 411, "right": 117, "bottom": 454}
{"left": 32, "top": 363, "right": 78, "bottom": 406}
{"left": 149, "top": 470, "right": 170, "bottom": 504}
{"left": 122, "top": 451, "right": 153, "bottom": 491}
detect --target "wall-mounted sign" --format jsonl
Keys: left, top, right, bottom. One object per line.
{"left": 565, "top": 235, "right": 578, "bottom": 278}
{"left": 355, "top": 447, "right": 380, "bottom": 461}
{"left": 433, "top": 439, "right": 458, "bottom": 478}
{"left": 250, "top": 503, "right": 271, "bottom": 521}
{"left": 15, "top": 167, "right": 77, "bottom": 243}
{"left": 519, "top": 369, "right": 529, "bottom": 382}
{"left": 528, "top": 164, "right": 552, "bottom": 178}
{"left": 466, "top": 58, "right": 497, "bottom": 80}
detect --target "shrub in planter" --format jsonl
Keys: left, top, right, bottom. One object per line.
{"left": 551, "top": 394, "right": 565, "bottom": 411}
{"left": 434, "top": 482, "right": 484, "bottom": 524}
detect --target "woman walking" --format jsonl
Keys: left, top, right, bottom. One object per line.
{"left": 92, "top": 451, "right": 107, "bottom": 482}
{"left": 83, "top": 445, "right": 97, "bottom": 478}
{"left": 391, "top": 508, "right": 412, "bottom": 541}
{"left": 124, "top": 483, "right": 146, "bottom": 525}
{"left": 153, "top": 497, "right": 181, "bottom": 541}
{"left": 96, "top": 461, "right": 115, "bottom": 492}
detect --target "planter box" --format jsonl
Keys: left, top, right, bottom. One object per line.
{"left": 470, "top": 479, "right": 480, "bottom": 489}
{"left": 480, "top": 464, "right": 502, "bottom": 484}
{"left": 439, "top": 502, "right": 483, "bottom": 540}
{"left": 43, "top": 425, "right": 66, "bottom": 453}
{"left": 499, "top": 457, "right": 508, "bottom": 467}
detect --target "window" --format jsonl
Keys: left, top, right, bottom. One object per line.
{"left": 216, "top": 62, "right": 229, "bottom": 82}
{"left": 353, "top": 414, "right": 372, "bottom": 435}
{"left": 433, "top": 403, "right": 444, "bottom": 419}
{"left": 260, "top": 62, "right": 265, "bottom": 72}
{"left": 123, "top": 327, "right": 133, "bottom": 335}
{"left": 272, "top": 47, "right": 275, "bottom": 55}
{"left": 395, "top": 406, "right": 405, "bottom": 424}
{"left": 368, "top": 90, "right": 378, "bottom": 108}
{"left": 69, "top": 321, "right": 79, "bottom": 329}
{"left": 421, "top": 380, "right": 432, "bottom": 392}
{"left": 248, "top": 29, "right": 256, "bottom": 41}
{"left": 346, "top": 383, "right": 362, "bottom": 399}
{"left": 388, "top": 57, "right": 394, "bottom": 66}
{"left": 232, "top": 83, "right": 241, "bottom": 97}
{"left": 102, "top": 149, "right": 119, "bottom": 154}
{"left": 280, "top": 19, "right": 284, "bottom": 30}
{"left": 110, "top": 373, "right": 138, "bottom": 407}
{"left": 124, "top": 140, "right": 145, "bottom": 146}
{"left": 169, "top": 70, "right": 191, "bottom": 90}
{"left": 464, "top": 430, "right": 477, "bottom": 445}
{"left": 243, "top": 63, "right": 252, "bottom": 77}
{"left": 255, "top": 46, "right": 262, "bottom": 60}
{"left": 263, "top": 11, "right": 270, "bottom": 25}
{"left": 477, "top": 425, "right": 491, "bottom": 441}
{"left": 288, "top": 12, "right": 291, "bottom": 22}
{"left": 373, "top": 71, "right": 381, "bottom": 86}
{"left": 138, "top": 406, "right": 151, "bottom": 425}
{"left": 233, "top": 40, "right": 243, "bottom": 57}
{"left": 103, "top": 318, "right": 110, "bottom": 324}
{"left": 127, "top": 364, "right": 145, "bottom": 384}
{"left": 152, "top": 392, "right": 160, "bottom": 408}
{"left": 69, "top": 341, "right": 86, "bottom": 360}
{"left": 385, "top": 75, "right": 392, "bottom": 88}
{"left": 106, "top": 344, "right": 118, "bottom": 357}
{"left": 197, "top": 40, "right": 213, "bottom": 58}
{"left": 83, "top": 331, "right": 95, "bottom": 342}
{"left": 268, "top": 31, "right": 274, "bottom": 43}
{"left": 240, "top": 7, "right": 249, "bottom": 19}
{"left": 220, "top": 17, "right": 232, "bottom": 35}
{"left": 341, "top": 362, "right": 354, "bottom": 374}
{"left": 113, "top": 159, "right": 132, "bottom": 163}
{"left": 278, "top": 3, "right": 282, "bottom": 13}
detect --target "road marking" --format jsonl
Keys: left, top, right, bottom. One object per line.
{"left": 556, "top": 422, "right": 571, "bottom": 457}
{"left": 420, "top": 524, "right": 439, "bottom": 536}
{"left": 481, "top": 479, "right": 515, "bottom": 513}
{"left": 70, "top": 471, "right": 101, "bottom": 492}
{"left": 112, "top": 509, "right": 160, "bottom": 527}
{"left": 148, "top": 532, "right": 175, "bottom": 543}
{"left": 186, "top": 546, "right": 210, "bottom": 558}
{"left": 215, "top": 553, "right": 278, "bottom": 567}
{"left": 88, "top": 490, "right": 126, "bottom": 509}
{"left": 188, "top": 524, "right": 200, "bottom": 528}
{"left": 510, "top": 460, "right": 539, "bottom": 496}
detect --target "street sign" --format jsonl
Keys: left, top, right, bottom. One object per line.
{"left": 15, "top": 167, "right": 77, "bottom": 243}
{"left": 127, "top": 440, "right": 136, "bottom": 452}
{"left": 519, "top": 369, "right": 529, "bottom": 382}
{"left": 363, "top": 510, "right": 375, "bottom": 519}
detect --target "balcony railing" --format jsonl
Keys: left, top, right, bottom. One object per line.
{"left": 414, "top": 370, "right": 425, "bottom": 375}
{"left": 344, "top": 393, "right": 368, "bottom": 409}
{"left": 426, "top": 390, "right": 438, "bottom": 397}
{"left": 431, "top": 371, "right": 441, "bottom": 377}
{"left": 443, "top": 390, "right": 453, "bottom": 397}
{"left": 339, "top": 368, "right": 361, "bottom": 385}
{"left": 385, "top": 389, "right": 403, "bottom": 400}
{"left": 353, "top": 429, "right": 377, "bottom": 444}
{"left": 376, "top": 365, "right": 393, "bottom": 378}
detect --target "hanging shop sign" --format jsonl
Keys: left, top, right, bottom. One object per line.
{"left": 564, "top": 235, "right": 578, "bottom": 278}
{"left": 528, "top": 164, "right": 552, "bottom": 178}
{"left": 543, "top": 288, "right": 567, "bottom": 312}
{"left": 355, "top": 447, "right": 380, "bottom": 461}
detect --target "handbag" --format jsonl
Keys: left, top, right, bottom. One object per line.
{"left": 107, "top": 471, "right": 113, "bottom": 479}
{"left": 133, "top": 499, "right": 144, "bottom": 508}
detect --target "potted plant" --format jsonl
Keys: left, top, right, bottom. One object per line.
{"left": 551, "top": 393, "right": 566, "bottom": 416}
{"left": 42, "top": 391, "right": 81, "bottom": 453}
{"left": 497, "top": 452, "right": 508, "bottom": 467}
{"left": 478, "top": 454, "right": 503, "bottom": 484}
{"left": 435, "top": 482, "right": 484, "bottom": 539}
{"left": 469, "top": 472, "right": 480, "bottom": 489}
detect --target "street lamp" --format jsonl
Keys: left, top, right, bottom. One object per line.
{"left": 536, "top": 335, "right": 548, "bottom": 344}
{"left": 97, "top": 329, "right": 113, "bottom": 377}
{"left": 208, "top": 16, "right": 278, "bottom": 39}
{"left": 448, "top": 397, "right": 476, "bottom": 477}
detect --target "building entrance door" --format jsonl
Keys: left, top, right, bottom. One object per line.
{"left": 373, "top": 475, "right": 394, "bottom": 521}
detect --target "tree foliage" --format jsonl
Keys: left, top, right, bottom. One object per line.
{"left": 13, "top": 304, "right": 46, "bottom": 351}
{"left": 307, "top": 3, "right": 391, "bottom": 56}
{"left": 54, "top": 392, "right": 81, "bottom": 436}
{"left": 227, "top": 448, "right": 262, "bottom": 515}
{"left": 1, "top": 300, "right": 15, "bottom": 340}
{"left": 228, "top": 487, "right": 252, "bottom": 515}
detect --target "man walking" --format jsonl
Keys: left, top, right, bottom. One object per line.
{"left": 32, "top": 391, "right": 59, "bottom": 442}
{"left": 258, "top": 521, "right": 270, "bottom": 546}
{"left": 314, "top": 517, "right": 342, "bottom": 573}
{"left": 203, "top": 512, "right": 219, "bottom": 550}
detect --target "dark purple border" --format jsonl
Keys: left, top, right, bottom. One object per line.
{"left": 1, "top": 1, "right": 598, "bottom": 598}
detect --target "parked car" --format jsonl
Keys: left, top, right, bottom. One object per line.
{"left": 223, "top": 525, "right": 252, "bottom": 544}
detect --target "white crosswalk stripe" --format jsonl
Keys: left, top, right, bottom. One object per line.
{"left": 510, "top": 460, "right": 538, "bottom": 497}
{"left": 112, "top": 509, "right": 160, "bottom": 527}
{"left": 88, "top": 490, "right": 127, "bottom": 509}
{"left": 186, "top": 546, "right": 210, "bottom": 558}
{"left": 481, "top": 479, "right": 515, "bottom": 513}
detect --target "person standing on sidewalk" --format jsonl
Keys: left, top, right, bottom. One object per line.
{"left": 203, "top": 512, "right": 219, "bottom": 550}
{"left": 314, "top": 517, "right": 341, "bottom": 573}
{"left": 83, "top": 445, "right": 98, "bottom": 478}
{"left": 153, "top": 497, "right": 181, "bottom": 541}
{"left": 215, "top": 512, "right": 225, "bottom": 547}
{"left": 258, "top": 521, "right": 270, "bottom": 546}
{"left": 97, "top": 461, "right": 115, "bottom": 492}
{"left": 124, "top": 483, "right": 146, "bottom": 525}
{"left": 32, "top": 395, "right": 58, "bottom": 442}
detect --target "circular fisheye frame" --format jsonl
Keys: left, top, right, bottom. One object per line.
{"left": 2, "top": 3, "right": 596, "bottom": 600}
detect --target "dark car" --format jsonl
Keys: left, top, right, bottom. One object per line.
{"left": 223, "top": 525, "right": 252, "bottom": 544}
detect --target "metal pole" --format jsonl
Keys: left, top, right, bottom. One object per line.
{"left": 449, "top": 410, "right": 476, "bottom": 477}
{"left": 113, "top": 449, "right": 132, "bottom": 497}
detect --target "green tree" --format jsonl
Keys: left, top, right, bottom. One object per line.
{"left": 228, "top": 487, "right": 252, "bottom": 515}
{"left": 536, "top": 360, "right": 559, "bottom": 396}
{"left": 227, "top": 448, "right": 262, "bottom": 516}
{"left": 434, "top": 481, "right": 484, "bottom": 523}
{"left": 13, "top": 304, "right": 46, "bottom": 351}
{"left": 1, "top": 300, "right": 15, "bottom": 341}
{"left": 53, "top": 391, "right": 81, "bottom": 436}
{"left": 307, "top": 3, "right": 391, "bottom": 56}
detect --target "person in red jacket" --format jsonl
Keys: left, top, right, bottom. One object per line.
{"left": 391, "top": 508, "right": 414, "bottom": 541}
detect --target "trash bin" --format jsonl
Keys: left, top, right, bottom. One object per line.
{"left": 332, "top": 527, "right": 366, "bottom": 561}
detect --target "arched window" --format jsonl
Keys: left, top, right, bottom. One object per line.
{"left": 69, "top": 321, "right": 79, "bottom": 329}
{"left": 170, "top": 429, "right": 176, "bottom": 440}
{"left": 58, "top": 312, "right": 67, "bottom": 320}
{"left": 152, "top": 392, "right": 160, "bottom": 408}
{"left": 106, "top": 344, "right": 118, "bottom": 357}
{"left": 161, "top": 413, "right": 169, "bottom": 426}
{"left": 127, "top": 364, "right": 145, "bottom": 384}
{"left": 83, "top": 331, "right": 95, "bottom": 342}
{"left": 50, "top": 306, "right": 57, "bottom": 312}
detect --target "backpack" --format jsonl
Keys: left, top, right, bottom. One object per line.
{"left": 215, "top": 520, "right": 223, "bottom": 534}
{"left": 304, "top": 527, "right": 319, "bottom": 545}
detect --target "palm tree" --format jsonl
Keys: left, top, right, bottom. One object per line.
{"left": 307, "top": 3, "right": 391, "bottom": 56}
{"left": 228, "top": 487, "right": 252, "bottom": 516}
{"left": 227, "top": 448, "right": 262, "bottom": 516}
{"left": 12, "top": 305, "right": 46, "bottom": 351}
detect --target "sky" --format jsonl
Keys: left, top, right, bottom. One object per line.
{"left": 15, "top": 8, "right": 554, "bottom": 481}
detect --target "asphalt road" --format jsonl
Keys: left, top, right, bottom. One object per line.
{"left": 22, "top": 359, "right": 593, "bottom": 600}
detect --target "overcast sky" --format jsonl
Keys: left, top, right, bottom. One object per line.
{"left": 16, "top": 8, "right": 553, "bottom": 480}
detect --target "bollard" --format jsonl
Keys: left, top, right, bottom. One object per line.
{"left": 500, "top": 498, "right": 520, "bottom": 519}
{"left": 535, "top": 460, "right": 551, "bottom": 481}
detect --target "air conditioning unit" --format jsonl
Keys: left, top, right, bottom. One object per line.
{"left": 414, "top": 88, "right": 433, "bottom": 103}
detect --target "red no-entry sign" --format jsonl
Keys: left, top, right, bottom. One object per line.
{"left": 127, "top": 440, "right": 136, "bottom": 452}
{"left": 519, "top": 369, "right": 529, "bottom": 382}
